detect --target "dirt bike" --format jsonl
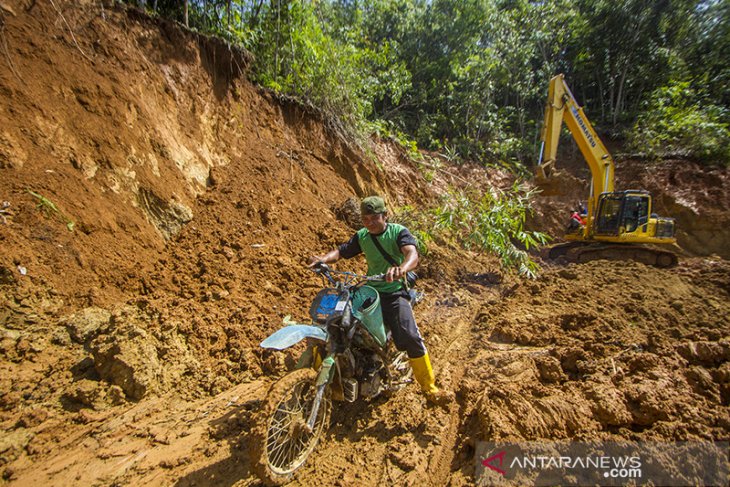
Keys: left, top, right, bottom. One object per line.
{"left": 251, "top": 263, "right": 417, "bottom": 485}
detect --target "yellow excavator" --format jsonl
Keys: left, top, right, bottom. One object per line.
{"left": 536, "top": 74, "right": 677, "bottom": 267}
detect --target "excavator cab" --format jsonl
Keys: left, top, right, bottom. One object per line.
{"left": 595, "top": 191, "right": 649, "bottom": 235}
{"left": 594, "top": 191, "right": 675, "bottom": 240}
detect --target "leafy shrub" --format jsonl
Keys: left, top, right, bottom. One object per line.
{"left": 431, "top": 184, "right": 549, "bottom": 277}
{"left": 630, "top": 81, "right": 730, "bottom": 165}
{"left": 389, "top": 205, "right": 431, "bottom": 256}
{"left": 392, "top": 185, "right": 548, "bottom": 277}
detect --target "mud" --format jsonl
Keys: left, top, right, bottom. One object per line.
{"left": 0, "top": 2, "right": 728, "bottom": 486}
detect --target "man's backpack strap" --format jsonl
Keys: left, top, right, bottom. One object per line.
{"left": 371, "top": 235, "right": 399, "bottom": 267}
{"left": 371, "top": 235, "right": 418, "bottom": 288}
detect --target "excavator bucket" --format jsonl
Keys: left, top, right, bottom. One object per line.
{"left": 534, "top": 162, "right": 577, "bottom": 197}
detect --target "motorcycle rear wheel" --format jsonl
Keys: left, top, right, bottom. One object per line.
{"left": 252, "top": 368, "right": 331, "bottom": 485}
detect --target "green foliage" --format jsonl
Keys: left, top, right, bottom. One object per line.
{"left": 630, "top": 81, "right": 730, "bottom": 164}
{"left": 391, "top": 186, "right": 549, "bottom": 277}
{"left": 28, "top": 190, "right": 75, "bottom": 231}
{"left": 249, "top": 2, "right": 372, "bottom": 137}
{"left": 417, "top": 156, "right": 442, "bottom": 183}
{"left": 389, "top": 205, "right": 431, "bottom": 256}
{"left": 431, "top": 184, "right": 549, "bottom": 278}
{"left": 441, "top": 145, "right": 463, "bottom": 165}
{"left": 572, "top": 0, "right": 676, "bottom": 124}
{"left": 674, "top": 0, "right": 730, "bottom": 109}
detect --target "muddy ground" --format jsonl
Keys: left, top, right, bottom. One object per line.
{"left": 0, "top": 2, "right": 728, "bottom": 486}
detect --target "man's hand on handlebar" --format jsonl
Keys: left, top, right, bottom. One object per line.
{"left": 307, "top": 249, "right": 340, "bottom": 269}
{"left": 385, "top": 266, "right": 405, "bottom": 283}
{"left": 307, "top": 256, "right": 326, "bottom": 268}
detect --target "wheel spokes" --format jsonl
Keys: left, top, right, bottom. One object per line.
{"left": 266, "top": 379, "right": 328, "bottom": 473}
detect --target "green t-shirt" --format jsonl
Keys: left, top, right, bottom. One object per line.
{"left": 338, "top": 223, "right": 417, "bottom": 293}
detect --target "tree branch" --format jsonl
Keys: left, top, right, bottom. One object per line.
{"left": 49, "top": 0, "right": 93, "bottom": 64}
{"left": 0, "top": 11, "right": 23, "bottom": 82}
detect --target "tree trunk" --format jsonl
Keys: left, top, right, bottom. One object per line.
{"left": 596, "top": 70, "right": 605, "bottom": 121}
{"left": 608, "top": 53, "right": 616, "bottom": 124}
{"left": 184, "top": 0, "right": 188, "bottom": 27}
{"left": 250, "top": 0, "right": 264, "bottom": 29}
{"left": 613, "top": 65, "right": 628, "bottom": 126}
{"left": 275, "top": 0, "right": 281, "bottom": 75}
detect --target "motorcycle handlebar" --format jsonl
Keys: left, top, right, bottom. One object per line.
{"left": 364, "top": 273, "right": 386, "bottom": 282}
{"left": 311, "top": 261, "right": 329, "bottom": 273}
{"left": 310, "top": 262, "right": 385, "bottom": 282}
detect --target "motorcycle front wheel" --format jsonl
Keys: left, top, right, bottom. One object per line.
{"left": 252, "top": 367, "right": 331, "bottom": 485}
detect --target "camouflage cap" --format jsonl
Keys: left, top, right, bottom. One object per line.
{"left": 361, "top": 196, "right": 387, "bottom": 215}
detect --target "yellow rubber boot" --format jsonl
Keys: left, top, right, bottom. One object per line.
{"left": 409, "top": 353, "right": 439, "bottom": 393}
{"left": 410, "top": 353, "right": 454, "bottom": 407}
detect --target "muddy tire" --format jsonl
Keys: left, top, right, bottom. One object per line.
{"left": 251, "top": 368, "right": 331, "bottom": 486}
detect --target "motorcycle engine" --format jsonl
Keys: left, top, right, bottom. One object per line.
{"left": 358, "top": 353, "right": 384, "bottom": 399}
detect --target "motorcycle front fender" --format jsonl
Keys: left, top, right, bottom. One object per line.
{"left": 260, "top": 325, "right": 328, "bottom": 350}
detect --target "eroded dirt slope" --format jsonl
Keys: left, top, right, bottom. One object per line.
{"left": 0, "top": 2, "right": 728, "bottom": 486}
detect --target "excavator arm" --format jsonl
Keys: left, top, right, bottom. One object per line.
{"left": 537, "top": 74, "right": 615, "bottom": 213}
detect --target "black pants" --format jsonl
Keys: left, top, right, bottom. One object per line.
{"left": 379, "top": 290, "right": 427, "bottom": 359}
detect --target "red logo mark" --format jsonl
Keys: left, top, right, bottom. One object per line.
{"left": 482, "top": 450, "right": 507, "bottom": 476}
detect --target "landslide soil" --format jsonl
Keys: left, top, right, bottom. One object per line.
{"left": 0, "top": 2, "right": 728, "bottom": 486}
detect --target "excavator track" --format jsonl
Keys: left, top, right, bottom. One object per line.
{"left": 544, "top": 242, "right": 678, "bottom": 268}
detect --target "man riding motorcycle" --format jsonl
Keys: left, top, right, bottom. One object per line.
{"left": 309, "top": 196, "right": 450, "bottom": 405}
